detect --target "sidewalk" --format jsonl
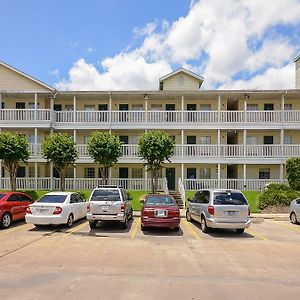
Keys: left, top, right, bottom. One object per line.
{"left": 134, "top": 210, "right": 290, "bottom": 221}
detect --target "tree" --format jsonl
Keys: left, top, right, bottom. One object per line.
{"left": 286, "top": 158, "right": 300, "bottom": 190}
{"left": 0, "top": 132, "right": 30, "bottom": 191}
{"left": 88, "top": 131, "right": 122, "bottom": 184}
{"left": 138, "top": 130, "right": 175, "bottom": 193}
{"left": 41, "top": 133, "right": 77, "bottom": 191}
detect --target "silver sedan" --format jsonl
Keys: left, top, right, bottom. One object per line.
{"left": 290, "top": 198, "right": 300, "bottom": 224}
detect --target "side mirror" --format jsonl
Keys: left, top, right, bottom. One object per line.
{"left": 140, "top": 199, "right": 145, "bottom": 204}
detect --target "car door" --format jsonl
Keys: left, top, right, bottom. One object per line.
{"left": 6, "top": 194, "right": 23, "bottom": 220}
{"left": 18, "top": 194, "right": 33, "bottom": 218}
{"left": 70, "top": 193, "right": 80, "bottom": 220}
{"left": 122, "top": 190, "right": 130, "bottom": 217}
{"left": 200, "top": 191, "right": 210, "bottom": 219}
{"left": 191, "top": 191, "right": 201, "bottom": 222}
{"left": 296, "top": 199, "right": 300, "bottom": 219}
{"left": 77, "top": 194, "right": 87, "bottom": 218}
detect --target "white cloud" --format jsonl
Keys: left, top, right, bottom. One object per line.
{"left": 57, "top": 0, "right": 300, "bottom": 91}
{"left": 87, "top": 47, "right": 94, "bottom": 53}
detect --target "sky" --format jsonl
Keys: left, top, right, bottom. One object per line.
{"left": 0, "top": 0, "right": 300, "bottom": 91}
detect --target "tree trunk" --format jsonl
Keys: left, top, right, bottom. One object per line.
{"left": 99, "top": 166, "right": 107, "bottom": 185}
{"left": 7, "top": 161, "right": 18, "bottom": 191}
{"left": 9, "top": 172, "right": 16, "bottom": 191}
{"left": 60, "top": 168, "right": 66, "bottom": 191}
{"left": 154, "top": 167, "right": 158, "bottom": 194}
{"left": 151, "top": 169, "right": 155, "bottom": 194}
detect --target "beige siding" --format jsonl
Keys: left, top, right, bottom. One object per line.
{"left": 0, "top": 64, "right": 51, "bottom": 92}
{"left": 162, "top": 73, "right": 200, "bottom": 91}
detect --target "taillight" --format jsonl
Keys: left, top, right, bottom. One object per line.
{"left": 248, "top": 207, "right": 251, "bottom": 216}
{"left": 87, "top": 203, "right": 90, "bottom": 213}
{"left": 169, "top": 209, "right": 180, "bottom": 217}
{"left": 53, "top": 207, "right": 62, "bottom": 215}
{"left": 26, "top": 207, "right": 32, "bottom": 214}
{"left": 142, "top": 208, "right": 152, "bottom": 217}
{"left": 208, "top": 205, "right": 215, "bottom": 215}
{"left": 121, "top": 204, "right": 125, "bottom": 212}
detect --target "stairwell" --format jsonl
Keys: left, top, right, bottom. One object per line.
{"left": 168, "top": 190, "right": 184, "bottom": 208}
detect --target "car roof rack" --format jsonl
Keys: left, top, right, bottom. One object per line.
{"left": 96, "top": 185, "right": 122, "bottom": 189}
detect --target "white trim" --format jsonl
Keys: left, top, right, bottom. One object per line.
{"left": 0, "top": 60, "right": 55, "bottom": 91}
{"left": 294, "top": 53, "right": 300, "bottom": 62}
{"left": 159, "top": 68, "right": 204, "bottom": 86}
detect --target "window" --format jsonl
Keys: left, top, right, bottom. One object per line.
{"left": 187, "top": 168, "right": 196, "bottom": 179}
{"left": 28, "top": 135, "right": 41, "bottom": 144}
{"left": 66, "top": 167, "right": 74, "bottom": 178}
{"left": 16, "top": 167, "right": 26, "bottom": 178}
{"left": 151, "top": 104, "right": 162, "bottom": 111}
{"left": 199, "top": 191, "right": 210, "bottom": 204}
{"left": 199, "top": 168, "right": 211, "bottom": 179}
{"left": 16, "top": 102, "right": 25, "bottom": 109}
{"left": 132, "top": 104, "right": 143, "bottom": 111}
{"left": 83, "top": 136, "right": 89, "bottom": 144}
{"left": 199, "top": 136, "right": 211, "bottom": 144}
{"left": 246, "top": 136, "right": 257, "bottom": 145}
{"left": 284, "top": 136, "right": 292, "bottom": 144}
{"left": 132, "top": 168, "right": 143, "bottom": 178}
{"left": 259, "top": 168, "right": 270, "bottom": 179}
{"left": 84, "top": 105, "right": 95, "bottom": 111}
{"left": 28, "top": 102, "right": 40, "bottom": 108}
{"left": 29, "top": 166, "right": 40, "bottom": 178}
{"left": 199, "top": 104, "right": 211, "bottom": 111}
{"left": 84, "top": 168, "right": 95, "bottom": 178}
{"left": 284, "top": 104, "right": 292, "bottom": 111}
{"left": 70, "top": 194, "right": 79, "bottom": 204}
{"left": 1, "top": 102, "right": 4, "bottom": 109}
{"left": 7, "top": 194, "right": 19, "bottom": 202}
{"left": 98, "top": 104, "right": 108, "bottom": 111}
{"left": 19, "top": 194, "right": 32, "bottom": 202}
{"left": 65, "top": 105, "right": 74, "bottom": 111}
{"left": 247, "top": 104, "right": 258, "bottom": 111}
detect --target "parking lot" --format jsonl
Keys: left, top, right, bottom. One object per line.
{"left": 1, "top": 217, "right": 300, "bottom": 300}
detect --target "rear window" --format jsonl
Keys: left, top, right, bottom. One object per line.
{"left": 213, "top": 192, "right": 247, "bottom": 205}
{"left": 0, "top": 193, "right": 6, "bottom": 200}
{"left": 91, "top": 190, "right": 121, "bottom": 202}
{"left": 37, "top": 195, "right": 67, "bottom": 203}
{"left": 145, "top": 196, "right": 175, "bottom": 206}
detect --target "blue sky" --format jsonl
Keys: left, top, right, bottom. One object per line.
{"left": 0, "top": 0, "right": 300, "bottom": 90}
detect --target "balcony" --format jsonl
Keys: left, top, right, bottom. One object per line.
{"left": 29, "top": 143, "right": 300, "bottom": 162}
{"left": 0, "top": 109, "right": 51, "bottom": 127}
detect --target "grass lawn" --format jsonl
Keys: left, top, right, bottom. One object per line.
{"left": 185, "top": 190, "right": 261, "bottom": 213}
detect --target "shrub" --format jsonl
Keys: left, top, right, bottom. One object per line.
{"left": 21, "top": 190, "right": 39, "bottom": 201}
{"left": 286, "top": 158, "right": 300, "bottom": 190}
{"left": 258, "top": 183, "right": 300, "bottom": 210}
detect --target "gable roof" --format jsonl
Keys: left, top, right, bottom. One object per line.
{"left": 159, "top": 68, "right": 204, "bottom": 88}
{"left": 0, "top": 60, "right": 55, "bottom": 91}
{"left": 294, "top": 53, "right": 300, "bottom": 62}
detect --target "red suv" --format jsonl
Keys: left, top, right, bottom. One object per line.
{"left": 0, "top": 192, "right": 34, "bottom": 229}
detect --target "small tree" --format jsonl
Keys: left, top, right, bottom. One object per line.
{"left": 0, "top": 132, "right": 30, "bottom": 191}
{"left": 88, "top": 131, "right": 122, "bottom": 184}
{"left": 41, "top": 133, "right": 77, "bottom": 191}
{"left": 138, "top": 130, "right": 175, "bottom": 193}
{"left": 286, "top": 158, "right": 300, "bottom": 190}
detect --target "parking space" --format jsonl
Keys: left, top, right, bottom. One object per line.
{"left": 1, "top": 218, "right": 300, "bottom": 299}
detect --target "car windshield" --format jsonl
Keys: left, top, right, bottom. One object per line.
{"left": 0, "top": 193, "right": 5, "bottom": 200}
{"left": 91, "top": 190, "right": 121, "bottom": 202}
{"left": 213, "top": 192, "right": 247, "bottom": 205}
{"left": 37, "top": 195, "right": 67, "bottom": 203}
{"left": 145, "top": 196, "right": 175, "bottom": 206}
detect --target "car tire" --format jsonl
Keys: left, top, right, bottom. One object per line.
{"left": 1, "top": 212, "right": 12, "bottom": 229}
{"left": 66, "top": 214, "right": 74, "bottom": 228}
{"left": 89, "top": 221, "right": 97, "bottom": 229}
{"left": 186, "top": 210, "right": 192, "bottom": 222}
{"left": 34, "top": 224, "right": 44, "bottom": 228}
{"left": 173, "top": 226, "right": 180, "bottom": 232}
{"left": 290, "top": 212, "right": 298, "bottom": 224}
{"left": 141, "top": 224, "right": 146, "bottom": 231}
{"left": 236, "top": 228, "right": 245, "bottom": 234}
{"left": 121, "top": 216, "right": 128, "bottom": 229}
{"left": 129, "top": 208, "right": 134, "bottom": 220}
{"left": 200, "top": 216, "right": 210, "bottom": 233}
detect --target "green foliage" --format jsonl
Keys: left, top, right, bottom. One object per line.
{"left": 41, "top": 133, "right": 77, "bottom": 170}
{"left": 88, "top": 131, "right": 122, "bottom": 166}
{"left": 138, "top": 130, "right": 175, "bottom": 193}
{"left": 75, "top": 190, "right": 87, "bottom": 200}
{"left": 21, "top": 190, "right": 39, "bottom": 201}
{"left": 258, "top": 183, "right": 300, "bottom": 210}
{"left": 286, "top": 158, "right": 300, "bottom": 190}
{"left": 0, "top": 132, "right": 30, "bottom": 190}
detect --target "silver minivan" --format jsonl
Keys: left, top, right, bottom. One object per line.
{"left": 186, "top": 189, "right": 251, "bottom": 233}
{"left": 87, "top": 186, "right": 133, "bottom": 229}
{"left": 289, "top": 198, "right": 300, "bottom": 224}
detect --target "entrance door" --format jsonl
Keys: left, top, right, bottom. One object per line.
{"left": 119, "top": 168, "right": 128, "bottom": 178}
{"left": 187, "top": 168, "right": 196, "bottom": 179}
{"left": 227, "top": 165, "right": 238, "bottom": 189}
{"left": 264, "top": 104, "right": 274, "bottom": 111}
{"left": 264, "top": 136, "right": 274, "bottom": 156}
{"left": 98, "top": 104, "right": 108, "bottom": 122}
{"left": 119, "top": 104, "right": 128, "bottom": 122}
{"left": 166, "top": 104, "right": 175, "bottom": 122}
{"left": 166, "top": 168, "right": 176, "bottom": 190}
{"left": 16, "top": 102, "right": 25, "bottom": 109}
{"left": 98, "top": 104, "right": 108, "bottom": 111}
{"left": 119, "top": 136, "right": 129, "bottom": 144}
{"left": 187, "top": 136, "right": 196, "bottom": 156}
{"left": 187, "top": 104, "right": 196, "bottom": 121}
{"left": 54, "top": 104, "right": 62, "bottom": 111}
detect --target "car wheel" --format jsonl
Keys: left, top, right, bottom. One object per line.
{"left": 290, "top": 212, "right": 298, "bottom": 224}
{"left": 1, "top": 213, "right": 12, "bottom": 229}
{"left": 200, "top": 217, "right": 210, "bottom": 233}
{"left": 34, "top": 224, "right": 44, "bottom": 228}
{"left": 236, "top": 228, "right": 245, "bottom": 234}
{"left": 89, "top": 221, "right": 97, "bottom": 229}
{"left": 173, "top": 226, "right": 180, "bottom": 232}
{"left": 66, "top": 214, "right": 74, "bottom": 228}
{"left": 129, "top": 208, "right": 134, "bottom": 220}
{"left": 186, "top": 210, "right": 192, "bottom": 222}
{"left": 121, "top": 216, "right": 128, "bottom": 229}
{"left": 141, "top": 224, "right": 146, "bottom": 231}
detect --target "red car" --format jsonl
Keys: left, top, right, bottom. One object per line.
{"left": 141, "top": 194, "right": 180, "bottom": 231}
{"left": 0, "top": 192, "right": 34, "bottom": 229}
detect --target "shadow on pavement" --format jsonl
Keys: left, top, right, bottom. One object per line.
{"left": 141, "top": 226, "right": 184, "bottom": 237}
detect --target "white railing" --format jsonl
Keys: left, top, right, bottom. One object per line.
{"left": 76, "top": 144, "right": 89, "bottom": 157}
{"left": 111, "top": 111, "right": 145, "bottom": 123}
{"left": 122, "top": 145, "right": 139, "bottom": 157}
{"left": 178, "top": 177, "right": 186, "bottom": 208}
{"left": 0, "top": 178, "right": 52, "bottom": 190}
{"left": 246, "top": 111, "right": 282, "bottom": 123}
{"left": 163, "top": 177, "right": 169, "bottom": 194}
{"left": 183, "top": 178, "right": 288, "bottom": 191}
{"left": 147, "top": 111, "right": 182, "bottom": 123}
{"left": 0, "top": 109, "right": 51, "bottom": 122}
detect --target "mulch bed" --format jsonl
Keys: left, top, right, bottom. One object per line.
{"left": 262, "top": 205, "right": 289, "bottom": 214}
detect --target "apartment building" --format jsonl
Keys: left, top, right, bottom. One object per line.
{"left": 0, "top": 59, "right": 300, "bottom": 192}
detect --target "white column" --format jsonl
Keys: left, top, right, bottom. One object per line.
{"left": 244, "top": 96, "right": 248, "bottom": 123}
{"left": 73, "top": 129, "right": 77, "bottom": 189}
{"left": 35, "top": 162, "right": 38, "bottom": 190}
{"left": 181, "top": 129, "right": 184, "bottom": 157}
{"left": 281, "top": 94, "right": 285, "bottom": 122}
{"left": 280, "top": 128, "right": 284, "bottom": 182}
{"left": 218, "top": 95, "right": 221, "bottom": 122}
{"left": 243, "top": 164, "right": 247, "bottom": 189}
{"left": 50, "top": 97, "right": 54, "bottom": 124}
{"left": 217, "top": 129, "right": 221, "bottom": 157}
{"left": 145, "top": 98, "right": 148, "bottom": 122}
{"left": 34, "top": 128, "right": 38, "bottom": 156}
{"left": 181, "top": 163, "right": 184, "bottom": 180}
{"left": 243, "top": 129, "right": 247, "bottom": 158}
{"left": 181, "top": 95, "right": 184, "bottom": 122}
{"left": 73, "top": 95, "right": 76, "bottom": 122}
{"left": 109, "top": 92, "right": 112, "bottom": 132}
{"left": 50, "top": 162, "right": 53, "bottom": 190}
{"left": 34, "top": 93, "right": 37, "bottom": 121}
{"left": 280, "top": 164, "right": 284, "bottom": 182}
{"left": 0, "top": 93, "right": 2, "bottom": 109}
{"left": 218, "top": 163, "right": 221, "bottom": 187}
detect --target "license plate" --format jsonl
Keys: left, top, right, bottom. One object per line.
{"left": 36, "top": 208, "right": 48, "bottom": 213}
{"left": 227, "top": 211, "right": 237, "bottom": 216}
{"left": 101, "top": 206, "right": 109, "bottom": 210}
{"left": 156, "top": 210, "right": 167, "bottom": 217}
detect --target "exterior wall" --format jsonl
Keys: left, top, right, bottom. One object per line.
{"left": 0, "top": 64, "right": 51, "bottom": 92}
{"left": 1, "top": 95, "right": 49, "bottom": 109}
{"left": 296, "top": 59, "right": 300, "bottom": 89}
{"left": 162, "top": 73, "right": 200, "bottom": 91}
